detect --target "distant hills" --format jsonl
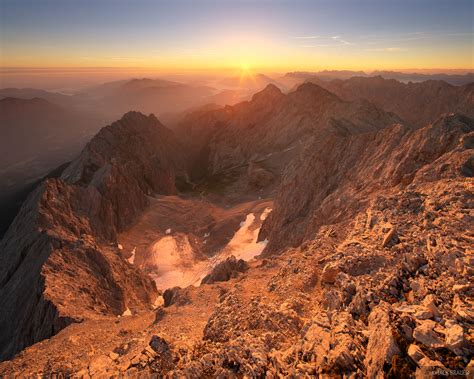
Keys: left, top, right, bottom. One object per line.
{"left": 283, "top": 70, "right": 474, "bottom": 86}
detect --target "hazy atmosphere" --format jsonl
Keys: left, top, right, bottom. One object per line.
{"left": 0, "top": 0, "right": 473, "bottom": 377}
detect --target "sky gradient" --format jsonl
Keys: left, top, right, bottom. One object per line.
{"left": 1, "top": 0, "right": 473, "bottom": 72}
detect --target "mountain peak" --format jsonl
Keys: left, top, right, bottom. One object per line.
{"left": 291, "top": 82, "right": 341, "bottom": 106}
{"left": 296, "top": 82, "right": 339, "bottom": 97}
{"left": 251, "top": 84, "right": 284, "bottom": 104}
{"left": 120, "top": 110, "right": 155, "bottom": 123}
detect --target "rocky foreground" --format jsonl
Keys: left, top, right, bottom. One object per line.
{"left": 0, "top": 82, "right": 473, "bottom": 377}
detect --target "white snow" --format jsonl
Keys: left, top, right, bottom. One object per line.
{"left": 148, "top": 207, "right": 273, "bottom": 290}
{"left": 220, "top": 207, "right": 272, "bottom": 262}
{"left": 127, "top": 247, "right": 136, "bottom": 264}
{"left": 122, "top": 307, "right": 132, "bottom": 316}
{"left": 149, "top": 235, "right": 209, "bottom": 290}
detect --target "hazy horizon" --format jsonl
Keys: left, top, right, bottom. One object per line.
{"left": 1, "top": 0, "right": 473, "bottom": 74}
{"left": 1, "top": 66, "right": 473, "bottom": 92}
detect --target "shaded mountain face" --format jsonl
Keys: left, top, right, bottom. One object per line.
{"left": 0, "top": 97, "right": 100, "bottom": 171}
{"left": 303, "top": 76, "right": 474, "bottom": 126}
{"left": 0, "top": 78, "right": 473, "bottom": 377}
{"left": 0, "top": 112, "right": 184, "bottom": 360}
{"left": 175, "top": 82, "right": 402, "bottom": 187}
{"left": 0, "top": 88, "right": 75, "bottom": 107}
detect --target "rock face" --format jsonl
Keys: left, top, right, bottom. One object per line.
{"left": 162, "top": 287, "right": 192, "bottom": 307}
{"left": 261, "top": 113, "right": 474, "bottom": 253}
{"left": 176, "top": 83, "right": 401, "bottom": 190}
{"left": 0, "top": 112, "right": 183, "bottom": 360}
{"left": 364, "top": 303, "right": 400, "bottom": 378}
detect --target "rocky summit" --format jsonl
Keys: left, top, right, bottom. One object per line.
{"left": 0, "top": 82, "right": 473, "bottom": 378}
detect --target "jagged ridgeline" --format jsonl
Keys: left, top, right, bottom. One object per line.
{"left": 0, "top": 82, "right": 473, "bottom": 376}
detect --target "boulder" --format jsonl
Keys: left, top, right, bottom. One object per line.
{"left": 321, "top": 263, "right": 340, "bottom": 284}
{"left": 444, "top": 322, "right": 465, "bottom": 356}
{"left": 413, "top": 320, "right": 444, "bottom": 348}
{"left": 365, "top": 303, "right": 400, "bottom": 378}
{"left": 407, "top": 344, "right": 426, "bottom": 365}
{"left": 201, "top": 256, "right": 249, "bottom": 285}
{"left": 163, "top": 287, "right": 191, "bottom": 307}
{"left": 422, "top": 294, "right": 441, "bottom": 318}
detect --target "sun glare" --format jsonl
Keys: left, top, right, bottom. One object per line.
{"left": 238, "top": 61, "right": 256, "bottom": 87}
{"left": 240, "top": 61, "right": 251, "bottom": 72}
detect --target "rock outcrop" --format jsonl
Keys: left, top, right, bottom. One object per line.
{"left": 176, "top": 82, "right": 402, "bottom": 197}
{"left": 201, "top": 256, "right": 249, "bottom": 284}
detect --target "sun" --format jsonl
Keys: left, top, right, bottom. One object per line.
{"left": 238, "top": 60, "right": 257, "bottom": 87}
{"left": 240, "top": 61, "right": 251, "bottom": 72}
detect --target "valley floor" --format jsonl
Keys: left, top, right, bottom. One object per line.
{"left": 118, "top": 195, "right": 272, "bottom": 290}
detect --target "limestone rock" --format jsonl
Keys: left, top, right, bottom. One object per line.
{"left": 201, "top": 256, "right": 249, "bottom": 285}
{"left": 365, "top": 303, "right": 400, "bottom": 378}
{"left": 413, "top": 320, "right": 444, "bottom": 348}
{"left": 321, "top": 263, "right": 340, "bottom": 284}
{"left": 0, "top": 112, "right": 185, "bottom": 360}
{"left": 407, "top": 344, "right": 426, "bottom": 365}
{"left": 444, "top": 323, "right": 465, "bottom": 355}
{"left": 163, "top": 287, "right": 192, "bottom": 307}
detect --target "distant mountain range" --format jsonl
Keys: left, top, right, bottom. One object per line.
{"left": 283, "top": 70, "right": 474, "bottom": 86}
{"left": 301, "top": 75, "right": 474, "bottom": 126}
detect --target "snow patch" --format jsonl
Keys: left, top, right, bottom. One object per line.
{"left": 221, "top": 207, "right": 272, "bottom": 262}
{"left": 122, "top": 307, "right": 132, "bottom": 317}
{"left": 149, "top": 235, "right": 208, "bottom": 290}
{"left": 147, "top": 207, "right": 272, "bottom": 290}
{"left": 127, "top": 247, "right": 136, "bottom": 264}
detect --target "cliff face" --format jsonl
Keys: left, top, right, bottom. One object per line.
{"left": 0, "top": 112, "right": 184, "bottom": 360}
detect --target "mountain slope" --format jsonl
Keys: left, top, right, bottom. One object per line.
{"left": 176, "top": 83, "right": 402, "bottom": 188}
{"left": 0, "top": 112, "right": 184, "bottom": 360}
{"left": 0, "top": 82, "right": 472, "bottom": 377}
{"left": 0, "top": 106, "right": 472, "bottom": 375}
{"left": 260, "top": 113, "right": 474, "bottom": 253}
